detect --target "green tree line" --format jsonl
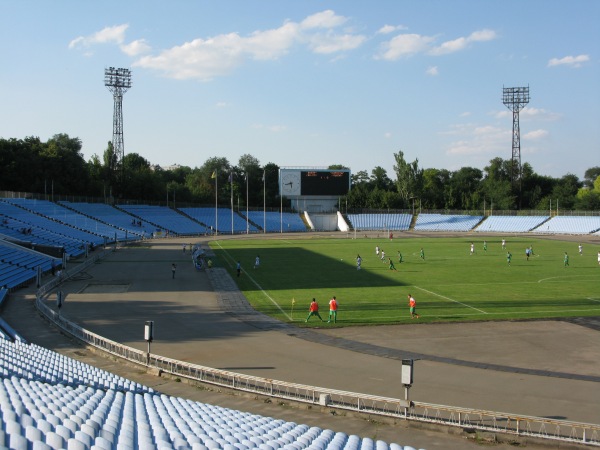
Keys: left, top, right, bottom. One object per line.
{"left": 1, "top": 134, "right": 599, "bottom": 211}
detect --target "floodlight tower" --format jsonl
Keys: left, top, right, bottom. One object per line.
{"left": 104, "top": 67, "right": 132, "bottom": 169}
{"left": 502, "top": 86, "right": 530, "bottom": 190}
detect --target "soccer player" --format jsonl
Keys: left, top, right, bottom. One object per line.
{"left": 380, "top": 249, "right": 386, "bottom": 262}
{"left": 254, "top": 255, "right": 260, "bottom": 269}
{"left": 398, "top": 251, "right": 403, "bottom": 263}
{"left": 236, "top": 261, "right": 242, "bottom": 277}
{"left": 502, "top": 239, "right": 506, "bottom": 250}
{"left": 470, "top": 242, "right": 475, "bottom": 255}
{"left": 597, "top": 251, "right": 600, "bottom": 266}
{"left": 388, "top": 257, "right": 397, "bottom": 271}
{"left": 420, "top": 248, "right": 425, "bottom": 260}
{"left": 407, "top": 294, "right": 420, "bottom": 319}
{"left": 375, "top": 245, "right": 380, "bottom": 256}
{"left": 483, "top": 241, "right": 487, "bottom": 252}
{"left": 305, "top": 298, "right": 324, "bottom": 322}
{"left": 578, "top": 244, "right": 583, "bottom": 256}
{"left": 356, "top": 254, "right": 362, "bottom": 270}
{"left": 564, "top": 252, "right": 569, "bottom": 267}
{"left": 506, "top": 251, "right": 512, "bottom": 266}
{"left": 327, "top": 296, "right": 338, "bottom": 323}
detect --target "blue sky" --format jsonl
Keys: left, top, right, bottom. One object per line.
{"left": 1, "top": 0, "right": 598, "bottom": 179}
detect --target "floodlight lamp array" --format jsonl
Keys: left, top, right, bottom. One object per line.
{"left": 502, "top": 86, "right": 530, "bottom": 111}
{"left": 104, "top": 67, "right": 132, "bottom": 90}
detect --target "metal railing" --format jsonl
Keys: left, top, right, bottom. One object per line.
{"left": 33, "top": 288, "right": 600, "bottom": 447}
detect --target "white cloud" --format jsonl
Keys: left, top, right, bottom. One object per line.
{"left": 523, "top": 129, "right": 548, "bottom": 140}
{"left": 426, "top": 66, "right": 439, "bottom": 76}
{"left": 460, "top": 112, "right": 471, "bottom": 117}
{"left": 121, "top": 39, "right": 151, "bottom": 56}
{"left": 429, "top": 29, "right": 497, "bottom": 55}
{"left": 215, "top": 102, "right": 228, "bottom": 108}
{"left": 69, "top": 24, "right": 129, "bottom": 49}
{"left": 548, "top": 54, "right": 589, "bottom": 68}
{"left": 493, "top": 107, "right": 561, "bottom": 121}
{"left": 384, "top": 132, "right": 392, "bottom": 138}
{"left": 377, "top": 28, "right": 496, "bottom": 60}
{"left": 307, "top": 32, "right": 366, "bottom": 54}
{"left": 131, "top": 10, "right": 364, "bottom": 81}
{"left": 377, "top": 34, "right": 434, "bottom": 60}
{"left": 377, "top": 24, "right": 407, "bottom": 34}
{"left": 445, "top": 123, "right": 508, "bottom": 156}
{"left": 301, "top": 10, "right": 347, "bottom": 29}
{"left": 245, "top": 22, "right": 300, "bottom": 60}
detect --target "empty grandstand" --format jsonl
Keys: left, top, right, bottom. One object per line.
{"left": 413, "top": 214, "right": 483, "bottom": 232}
{"left": 474, "top": 215, "right": 549, "bottom": 233}
{"left": 0, "top": 201, "right": 103, "bottom": 257}
{"left": 118, "top": 205, "right": 208, "bottom": 236}
{"left": 59, "top": 202, "right": 154, "bottom": 239}
{"left": 0, "top": 338, "right": 412, "bottom": 450}
{"left": 4, "top": 199, "right": 130, "bottom": 244}
{"left": 0, "top": 241, "right": 61, "bottom": 291}
{"left": 180, "top": 207, "right": 260, "bottom": 234}
{"left": 346, "top": 213, "right": 412, "bottom": 231}
{"left": 531, "top": 215, "right": 600, "bottom": 234}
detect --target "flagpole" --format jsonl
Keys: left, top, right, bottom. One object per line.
{"left": 263, "top": 170, "right": 266, "bottom": 234}
{"left": 246, "top": 173, "right": 249, "bottom": 234}
{"left": 214, "top": 169, "right": 218, "bottom": 236}
{"left": 280, "top": 170, "right": 283, "bottom": 234}
{"left": 230, "top": 172, "right": 234, "bottom": 235}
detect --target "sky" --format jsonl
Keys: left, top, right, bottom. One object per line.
{"left": 1, "top": 0, "right": 599, "bottom": 180}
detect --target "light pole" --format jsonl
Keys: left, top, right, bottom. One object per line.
{"left": 104, "top": 67, "right": 132, "bottom": 188}
{"left": 144, "top": 321, "right": 154, "bottom": 365}
{"left": 246, "top": 173, "right": 249, "bottom": 234}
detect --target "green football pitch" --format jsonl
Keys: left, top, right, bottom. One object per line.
{"left": 209, "top": 236, "right": 600, "bottom": 325}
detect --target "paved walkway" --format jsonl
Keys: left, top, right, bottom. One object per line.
{"left": 2, "top": 237, "right": 599, "bottom": 450}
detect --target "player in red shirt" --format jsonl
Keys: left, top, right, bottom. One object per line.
{"left": 327, "top": 296, "right": 339, "bottom": 323}
{"left": 305, "top": 298, "right": 324, "bottom": 322}
{"left": 408, "top": 294, "right": 420, "bottom": 319}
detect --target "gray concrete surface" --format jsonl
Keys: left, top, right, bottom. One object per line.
{"left": 2, "top": 236, "right": 599, "bottom": 450}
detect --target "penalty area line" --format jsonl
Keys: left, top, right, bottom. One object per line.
{"left": 414, "top": 286, "right": 488, "bottom": 314}
{"left": 214, "top": 241, "right": 292, "bottom": 321}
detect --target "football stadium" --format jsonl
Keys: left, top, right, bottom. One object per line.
{"left": 1, "top": 195, "right": 599, "bottom": 450}
{"left": 3, "top": 3, "right": 600, "bottom": 448}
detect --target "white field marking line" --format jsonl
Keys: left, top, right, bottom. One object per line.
{"left": 364, "top": 307, "right": 600, "bottom": 320}
{"left": 431, "top": 277, "right": 596, "bottom": 288}
{"left": 588, "top": 298, "right": 600, "bottom": 303}
{"left": 538, "top": 274, "right": 596, "bottom": 283}
{"left": 214, "top": 241, "right": 292, "bottom": 321}
{"left": 414, "top": 286, "right": 488, "bottom": 314}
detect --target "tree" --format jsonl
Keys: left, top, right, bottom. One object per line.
{"left": 446, "top": 167, "right": 483, "bottom": 210}
{"left": 262, "top": 162, "right": 281, "bottom": 208}
{"left": 421, "top": 168, "right": 449, "bottom": 209}
{"left": 0, "top": 137, "right": 43, "bottom": 192}
{"left": 351, "top": 170, "right": 370, "bottom": 185}
{"left": 40, "top": 134, "right": 88, "bottom": 195}
{"left": 370, "top": 166, "right": 393, "bottom": 190}
{"left": 328, "top": 164, "right": 349, "bottom": 170}
{"left": 552, "top": 174, "right": 581, "bottom": 210}
{"left": 238, "top": 154, "right": 262, "bottom": 207}
{"left": 238, "top": 154, "right": 261, "bottom": 174}
{"left": 575, "top": 175, "right": 600, "bottom": 210}
{"left": 482, "top": 158, "right": 514, "bottom": 210}
{"left": 393, "top": 151, "right": 423, "bottom": 204}
{"left": 583, "top": 166, "right": 600, "bottom": 189}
